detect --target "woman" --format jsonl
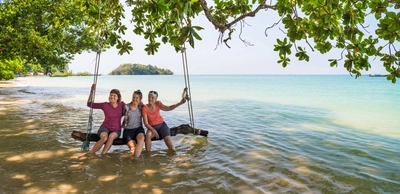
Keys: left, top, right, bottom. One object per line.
{"left": 86, "top": 84, "right": 125, "bottom": 155}
{"left": 122, "top": 90, "right": 145, "bottom": 158}
{"left": 142, "top": 90, "right": 186, "bottom": 152}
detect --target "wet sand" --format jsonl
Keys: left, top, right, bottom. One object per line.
{"left": 0, "top": 83, "right": 87, "bottom": 193}
{"left": 0, "top": 80, "right": 15, "bottom": 88}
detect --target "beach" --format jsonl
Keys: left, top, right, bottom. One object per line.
{"left": 0, "top": 75, "right": 399, "bottom": 193}
{"left": 1, "top": 81, "right": 76, "bottom": 193}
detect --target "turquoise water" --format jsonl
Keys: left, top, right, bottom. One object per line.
{"left": 1, "top": 75, "right": 399, "bottom": 193}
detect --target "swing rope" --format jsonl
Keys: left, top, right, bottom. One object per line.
{"left": 82, "top": 2, "right": 103, "bottom": 150}
{"left": 176, "top": 13, "right": 197, "bottom": 134}
{"left": 82, "top": 51, "right": 101, "bottom": 150}
{"left": 180, "top": 40, "right": 197, "bottom": 134}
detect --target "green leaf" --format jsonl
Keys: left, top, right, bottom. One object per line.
{"left": 277, "top": 38, "right": 283, "bottom": 45}
{"left": 190, "top": 28, "right": 202, "bottom": 40}
{"left": 188, "top": 34, "right": 194, "bottom": 48}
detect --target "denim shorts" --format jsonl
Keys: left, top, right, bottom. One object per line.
{"left": 123, "top": 126, "right": 145, "bottom": 144}
{"left": 97, "top": 126, "right": 121, "bottom": 137}
{"left": 151, "top": 122, "right": 170, "bottom": 140}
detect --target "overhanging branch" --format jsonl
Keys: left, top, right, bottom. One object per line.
{"left": 198, "top": 0, "right": 275, "bottom": 34}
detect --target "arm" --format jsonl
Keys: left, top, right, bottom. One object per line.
{"left": 87, "top": 84, "right": 102, "bottom": 109}
{"left": 160, "top": 98, "right": 186, "bottom": 111}
{"left": 122, "top": 103, "right": 128, "bottom": 128}
{"left": 87, "top": 84, "right": 96, "bottom": 103}
{"left": 139, "top": 101, "right": 144, "bottom": 108}
{"left": 143, "top": 113, "right": 159, "bottom": 139}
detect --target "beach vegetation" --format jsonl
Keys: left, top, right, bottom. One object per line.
{"left": 0, "top": 58, "right": 23, "bottom": 80}
{"left": 74, "top": 71, "right": 94, "bottom": 76}
{"left": 22, "top": 63, "right": 44, "bottom": 76}
{"left": 109, "top": 63, "right": 173, "bottom": 75}
{"left": 0, "top": 0, "right": 123, "bottom": 79}
{"left": 50, "top": 70, "right": 72, "bottom": 77}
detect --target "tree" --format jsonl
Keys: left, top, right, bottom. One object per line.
{"left": 0, "top": 58, "right": 22, "bottom": 80}
{"left": 105, "top": 0, "right": 400, "bottom": 83}
{"left": 0, "top": 0, "right": 126, "bottom": 80}
{"left": 23, "top": 63, "right": 44, "bottom": 75}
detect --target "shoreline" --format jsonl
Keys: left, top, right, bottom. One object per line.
{"left": 0, "top": 80, "right": 16, "bottom": 88}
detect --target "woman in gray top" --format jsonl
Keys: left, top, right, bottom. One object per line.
{"left": 122, "top": 90, "right": 145, "bottom": 158}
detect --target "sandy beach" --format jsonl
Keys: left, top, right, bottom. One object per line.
{"left": 0, "top": 80, "right": 16, "bottom": 88}
{"left": 0, "top": 81, "right": 87, "bottom": 193}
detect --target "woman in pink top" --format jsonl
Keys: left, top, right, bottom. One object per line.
{"left": 86, "top": 84, "right": 125, "bottom": 155}
{"left": 142, "top": 90, "right": 186, "bottom": 152}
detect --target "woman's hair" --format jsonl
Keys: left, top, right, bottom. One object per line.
{"left": 149, "top": 90, "right": 158, "bottom": 99}
{"left": 133, "top": 90, "right": 143, "bottom": 100}
{"left": 110, "top": 89, "right": 121, "bottom": 103}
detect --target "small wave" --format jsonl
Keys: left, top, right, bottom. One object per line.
{"left": 42, "top": 102, "right": 78, "bottom": 112}
{"left": 18, "top": 89, "right": 36, "bottom": 94}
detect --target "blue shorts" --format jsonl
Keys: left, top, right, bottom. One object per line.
{"left": 97, "top": 126, "right": 121, "bottom": 137}
{"left": 151, "top": 122, "right": 170, "bottom": 140}
{"left": 123, "top": 126, "right": 145, "bottom": 144}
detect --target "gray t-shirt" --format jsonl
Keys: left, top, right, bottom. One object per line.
{"left": 125, "top": 108, "right": 142, "bottom": 129}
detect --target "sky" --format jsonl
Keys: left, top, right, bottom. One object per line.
{"left": 68, "top": 5, "right": 389, "bottom": 75}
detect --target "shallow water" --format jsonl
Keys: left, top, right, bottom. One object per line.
{"left": 0, "top": 75, "right": 399, "bottom": 193}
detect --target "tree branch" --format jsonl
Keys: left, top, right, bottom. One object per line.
{"left": 198, "top": 0, "right": 226, "bottom": 32}
{"left": 198, "top": 0, "right": 275, "bottom": 34}
{"left": 225, "top": 1, "right": 275, "bottom": 30}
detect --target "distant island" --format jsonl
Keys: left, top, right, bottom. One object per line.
{"left": 18, "top": 63, "right": 173, "bottom": 78}
{"left": 109, "top": 63, "right": 173, "bottom": 75}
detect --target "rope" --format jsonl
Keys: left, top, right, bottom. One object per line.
{"left": 176, "top": 12, "right": 196, "bottom": 134}
{"left": 181, "top": 44, "right": 196, "bottom": 133}
{"left": 82, "top": 1, "right": 103, "bottom": 150}
{"left": 82, "top": 51, "right": 101, "bottom": 145}
{"left": 89, "top": 50, "right": 102, "bottom": 122}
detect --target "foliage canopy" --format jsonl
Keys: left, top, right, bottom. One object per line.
{"left": 0, "top": 58, "right": 22, "bottom": 80}
{"left": 113, "top": 0, "right": 400, "bottom": 83}
{"left": 1, "top": 0, "right": 399, "bottom": 83}
{"left": 0, "top": 0, "right": 125, "bottom": 79}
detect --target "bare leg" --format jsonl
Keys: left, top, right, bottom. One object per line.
{"left": 88, "top": 132, "right": 108, "bottom": 154}
{"left": 101, "top": 132, "right": 119, "bottom": 155}
{"left": 145, "top": 131, "right": 153, "bottom": 152}
{"left": 134, "top": 133, "right": 145, "bottom": 158}
{"left": 127, "top": 140, "right": 136, "bottom": 154}
{"left": 163, "top": 136, "right": 176, "bottom": 152}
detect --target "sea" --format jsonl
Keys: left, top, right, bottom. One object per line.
{"left": 0, "top": 75, "right": 399, "bottom": 194}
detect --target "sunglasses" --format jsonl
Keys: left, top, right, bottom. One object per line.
{"left": 134, "top": 91, "right": 142, "bottom": 95}
{"left": 149, "top": 91, "right": 158, "bottom": 95}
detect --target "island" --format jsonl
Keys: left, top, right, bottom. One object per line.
{"left": 109, "top": 63, "right": 173, "bottom": 75}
